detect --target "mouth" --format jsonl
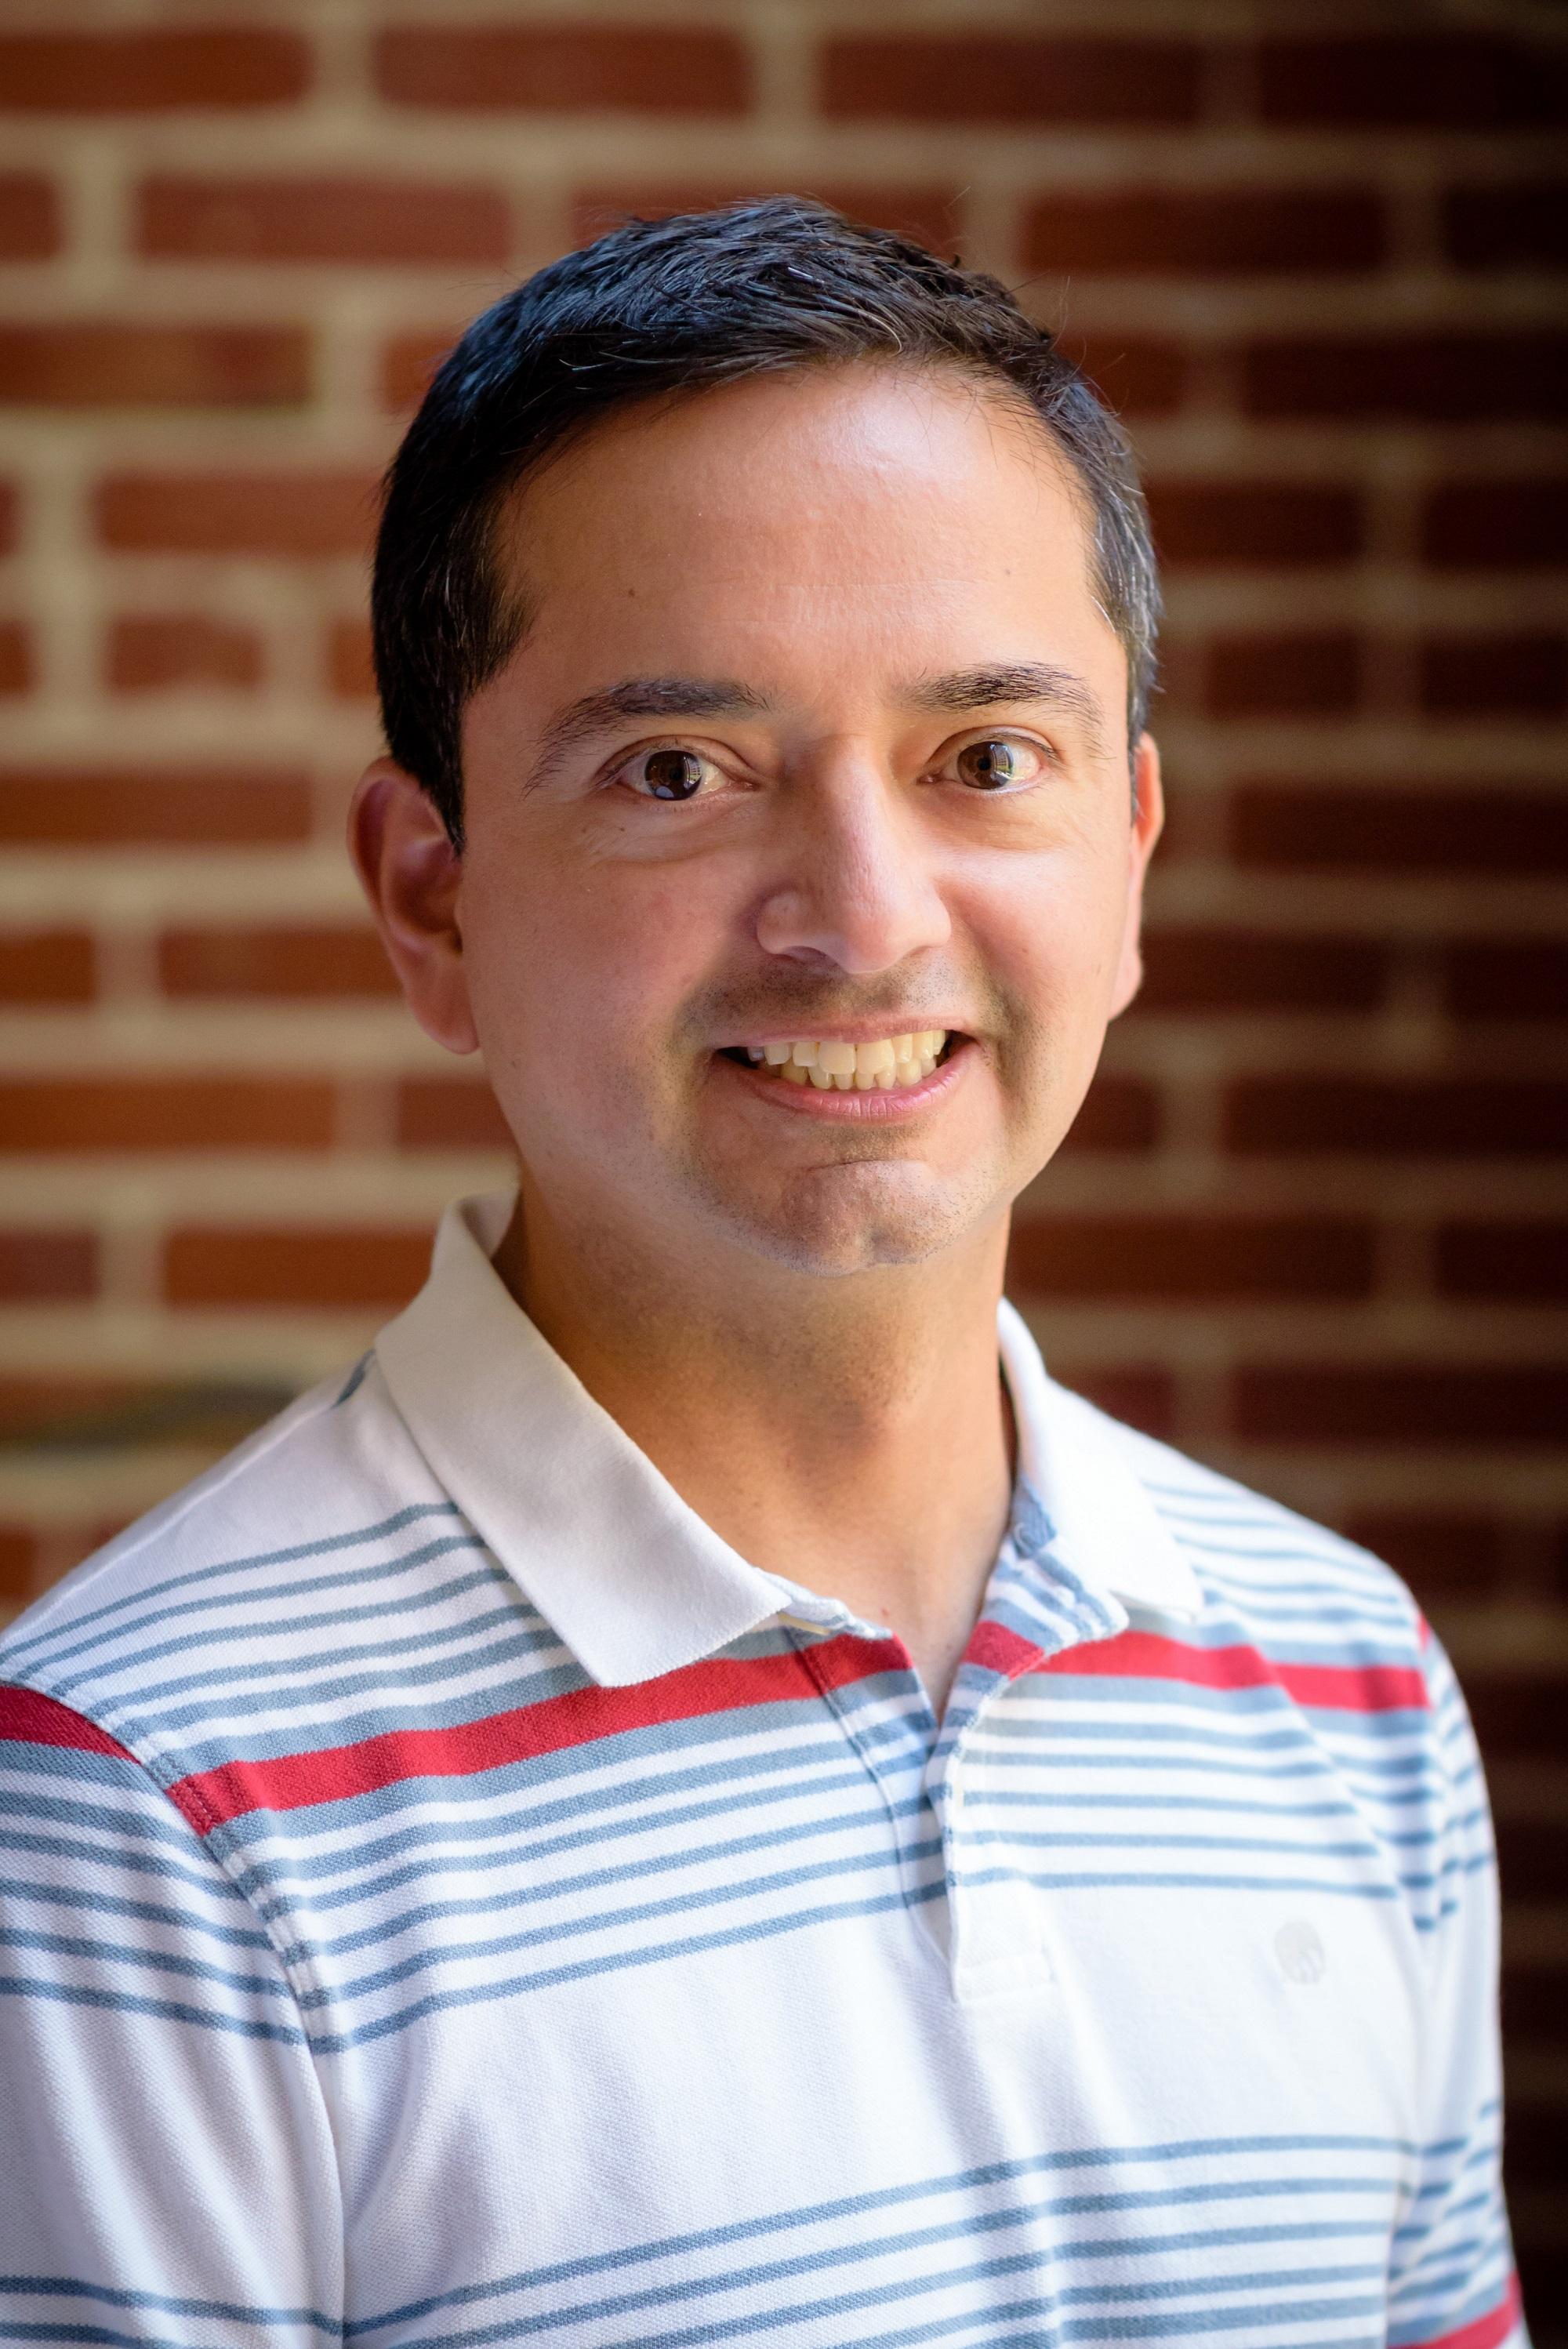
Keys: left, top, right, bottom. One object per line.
{"left": 716, "top": 1029, "right": 964, "bottom": 1092}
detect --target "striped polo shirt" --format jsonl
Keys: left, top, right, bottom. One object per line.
{"left": 0, "top": 1189, "right": 1526, "bottom": 2349}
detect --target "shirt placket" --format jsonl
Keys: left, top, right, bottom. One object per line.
{"left": 923, "top": 1485, "right": 1131, "bottom": 2003}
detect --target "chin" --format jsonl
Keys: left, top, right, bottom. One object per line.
{"left": 696, "top": 1159, "right": 1003, "bottom": 1278}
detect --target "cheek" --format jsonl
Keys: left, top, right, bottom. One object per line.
{"left": 970, "top": 844, "right": 1129, "bottom": 1026}
{"left": 462, "top": 848, "right": 729, "bottom": 1071}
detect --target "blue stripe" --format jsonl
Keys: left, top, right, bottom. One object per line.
{"left": 0, "top": 1504, "right": 464, "bottom": 1665}
{"left": 0, "top": 1875, "right": 274, "bottom": 1951}
{"left": 296, "top": 1832, "right": 939, "bottom": 2006}
{"left": 116, "top": 1601, "right": 555, "bottom": 1715}
{"left": 277, "top": 1792, "right": 926, "bottom": 1964}
{"left": 0, "top": 2281, "right": 336, "bottom": 2338}
{"left": 0, "top": 1924, "right": 293, "bottom": 2001}
{"left": 346, "top": 2158, "right": 1417, "bottom": 2339}
{"left": 50, "top": 1548, "right": 495, "bottom": 1703}
{"left": 0, "top": 1971, "right": 306, "bottom": 2045}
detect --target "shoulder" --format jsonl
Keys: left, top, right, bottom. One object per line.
{"left": 0, "top": 1351, "right": 474, "bottom": 1775}
{"left": 1087, "top": 1402, "right": 1430, "bottom": 1662}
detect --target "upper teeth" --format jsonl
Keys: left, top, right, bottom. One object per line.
{"left": 743, "top": 1031, "right": 949, "bottom": 1090}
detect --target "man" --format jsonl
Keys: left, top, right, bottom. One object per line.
{"left": 0, "top": 201, "right": 1526, "bottom": 2347}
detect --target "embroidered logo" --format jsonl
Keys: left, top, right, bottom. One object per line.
{"left": 1274, "top": 1919, "right": 1327, "bottom": 1984}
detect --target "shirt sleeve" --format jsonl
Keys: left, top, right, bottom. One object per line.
{"left": 1385, "top": 1626, "right": 1530, "bottom": 2349}
{"left": 0, "top": 1684, "right": 343, "bottom": 2349}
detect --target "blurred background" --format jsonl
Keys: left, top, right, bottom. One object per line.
{"left": 0, "top": 0, "right": 1564, "bottom": 2327}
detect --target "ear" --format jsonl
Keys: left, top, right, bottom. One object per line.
{"left": 348, "top": 759, "right": 479, "bottom": 1055}
{"left": 1107, "top": 732, "right": 1164, "bottom": 1021}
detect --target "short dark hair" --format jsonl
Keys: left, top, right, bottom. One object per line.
{"left": 372, "top": 197, "right": 1160, "bottom": 848}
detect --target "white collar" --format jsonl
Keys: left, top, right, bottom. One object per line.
{"left": 376, "top": 1191, "right": 1202, "bottom": 1687}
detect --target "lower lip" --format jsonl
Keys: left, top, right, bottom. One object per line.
{"left": 715, "top": 1040, "right": 973, "bottom": 1121}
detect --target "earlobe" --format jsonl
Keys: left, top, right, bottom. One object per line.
{"left": 348, "top": 760, "right": 480, "bottom": 1056}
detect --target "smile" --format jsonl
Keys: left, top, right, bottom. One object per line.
{"left": 720, "top": 1030, "right": 953, "bottom": 1091}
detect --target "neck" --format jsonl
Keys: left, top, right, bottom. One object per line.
{"left": 491, "top": 1184, "right": 1018, "bottom": 1718}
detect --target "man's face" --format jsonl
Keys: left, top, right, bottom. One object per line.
{"left": 438, "top": 363, "right": 1161, "bottom": 1281}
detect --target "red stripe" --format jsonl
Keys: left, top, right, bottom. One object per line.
{"left": 1410, "top": 2273, "right": 1522, "bottom": 2349}
{"left": 0, "top": 1683, "right": 135, "bottom": 1759}
{"left": 167, "top": 1632, "right": 906, "bottom": 1831}
{"left": 1036, "top": 1628, "right": 1428, "bottom": 1715}
{"left": 964, "top": 1617, "right": 1045, "bottom": 1678}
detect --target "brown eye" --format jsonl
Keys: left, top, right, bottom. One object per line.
{"left": 640, "top": 750, "right": 705, "bottom": 801}
{"left": 956, "top": 739, "right": 1025, "bottom": 790}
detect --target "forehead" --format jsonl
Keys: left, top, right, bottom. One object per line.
{"left": 489, "top": 364, "right": 1120, "bottom": 704}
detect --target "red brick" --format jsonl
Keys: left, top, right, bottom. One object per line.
{"left": 1420, "top": 634, "right": 1567, "bottom": 717}
{"left": 159, "top": 927, "right": 396, "bottom": 1000}
{"left": 1256, "top": 35, "right": 1568, "bottom": 128}
{"left": 1493, "top": 1817, "right": 1568, "bottom": 1901}
{"left": 572, "top": 184, "right": 962, "bottom": 255}
{"left": 327, "top": 619, "right": 375, "bottom": 700}
{"left": 0, "top": 622, "right": 32, "bottom": 694}
{"left": 1058, "top": 1074, "right": 1160, "bottom": 1153}
{"left": 107, "top": 615, "right": 263, "bottom": 693}
{"left": 1233, "top": 1362, "right": 1568, "bottom": 1447}
{"left": 1137, "top": 926, "right": 1387, "bottom": 1013}
{"left": 1057, "top": 334, "right": 1190, "bottom": 419}
{"left": 1203, "top": 631, "right": 1361, "bottom": 717}
{"left": 1007, "top": 1214, "right": 1374, "bottom": 1301}
{"left": 0, "top": 1526, "right": 37, "bottom": 1603}
{"left": 1050, "top": 1365, "right": 1175, "bottom": 1441}
{"left": 0, "top": 932, "right": 95, "bottom": 1004}
{"left": 0, "top": 1079, "right": 334, "bottom": 1153}
{"left": 395, "top": 1078, "right": 513, "bottom": 1150}
{"left": 0, "top": 325, "right": 308, "bottom": 409}
{"left": 1339, "top": 1509, "right": 1503, "bottom": 1597}
{"left": 376, "top": 26, "right": 750, "bottom": 115}
{"left": 165, "top": 1225, "right": 430, "bottom": 1309}
{"left": 0, "top": 1374, "right": 290, "bottom": 1450}
{"left": 0, "top": 768, "right": 310, "bottom": 848}
{"left": 136, "top": 176, "right": 510, "bottom": 267}
{"left": 1443, "top": 183, "right": 1568, "bottom": 271}
{"left": 1464, "top": 1673, "right": 1568, "bottom": 1759}
{"left": 0, "top": 172, "right": 59, "bottom": 259}
{"left": 381, "top": 332, "right": 458, "bottom": 412}
{"left": 1436, "top": 1222, "right": 1568, "bottom": 1302}
{"left": 1245, "top": 333, "right": 1568, "bottom": 422}
{"left": 1422, "top": 481, "right": 1568, "bottom": 568}
{"left": 1225, "top": 1076, "right": 1568, "bottom": 1160}
{"left": 820, "top": 36, "right": 1201, "bottom": 124}
{"left": 1443, "top": 941, "right": 1568, "bottom": 1021}
{"left": 0, "top": 31, "right": 310, "bottom": 112}
{"left": 1025, "top": 187, "right": 1385, "bottom": 276}
{"left": 1148, "top": 482, "right": 1363, "bottom": 567}
{"left": 0, "top": 1230, "right": 96, "bottom": 1302}
{"left": 1230, "top": 785, "right": 1568, "bottom": 877}
{"left": 1502, "top": 1960, "right": 1568, "bottom": 2042}
{"left": 96, "top": 471, "right": 376, "bottom": 557}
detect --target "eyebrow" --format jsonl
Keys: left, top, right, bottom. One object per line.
{"left": 526, "top": 677, "right": 775, "bottom": 790}
{"left": 524, "top": 659, "right": 1108, "bottom": 790}
{"left": 903, "top": 663, "right": 1109, "bottom": 755}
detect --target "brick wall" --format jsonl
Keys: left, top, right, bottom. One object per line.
{"left": 1, "top": 0, "right": 1564, "bottom": 2324}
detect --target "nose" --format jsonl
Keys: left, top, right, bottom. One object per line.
{"left": 753, "top": 747, "right": 951, "bottom": 975}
